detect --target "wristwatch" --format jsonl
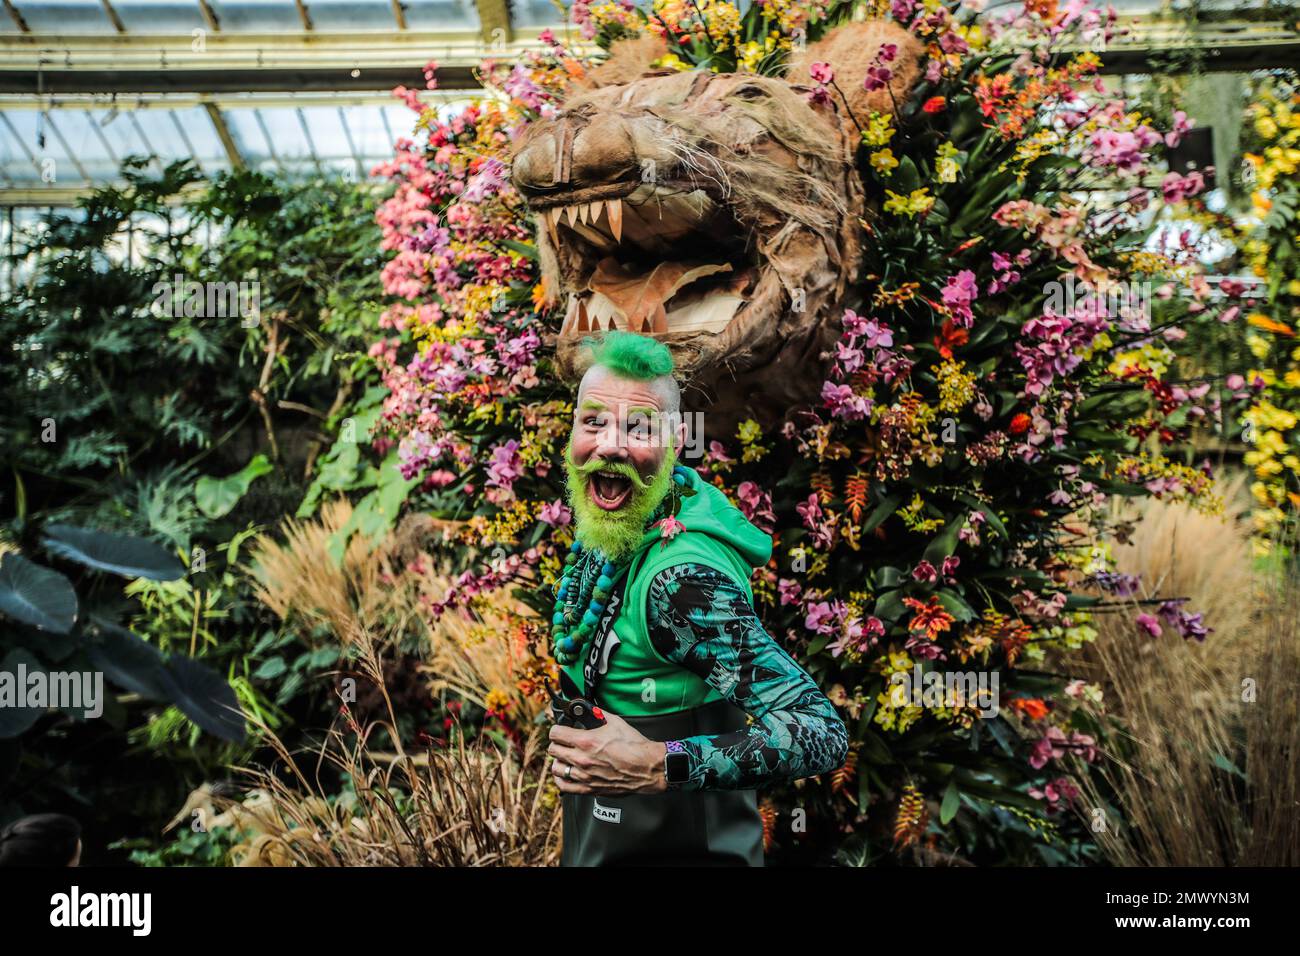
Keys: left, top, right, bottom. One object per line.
{"left": 664, "top": 740, "right": 690, "bottom": 789}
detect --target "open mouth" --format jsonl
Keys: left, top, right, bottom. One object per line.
{"left": 588, "top": 469, "right": 634, "bottom": 511}
{"left": 539, "top": 182, "right": 757, "bottom": 336}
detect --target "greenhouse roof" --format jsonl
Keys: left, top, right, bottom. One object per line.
{"left": 0, "top": 1, "right": 1296, "bottom": 206}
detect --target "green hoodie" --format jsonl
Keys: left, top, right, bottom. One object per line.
{"left": 561, "top": 465, "right": 774, "bottom": 716}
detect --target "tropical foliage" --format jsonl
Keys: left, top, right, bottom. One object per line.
{"left": 0, "top": 163, "right": 389, "bottom": 858}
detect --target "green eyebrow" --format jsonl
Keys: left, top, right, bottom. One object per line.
{"left": 626, "top": 406, "right": 658, "bottom": 417}
{"left": 578, "top": 399, "right": 607, "bottom": 412}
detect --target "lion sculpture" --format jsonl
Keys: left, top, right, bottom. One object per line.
{"left": 510, "top": 21, "right": 922, "bottom": 433}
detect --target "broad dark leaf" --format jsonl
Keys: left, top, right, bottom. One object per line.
{"left": 0, "top": 649, "right": 47, "bottom": 737}
{"left": 85, "top": 620, "right": 170, "bottom": 700}
{"left": 42, "top": 524, "right": 186, "bottom": 581}
{"left": 0, "top": 553, "right": 77, "bottom": 634}
{"left": 157, "top": 655, "right": 246, "bottom": 743}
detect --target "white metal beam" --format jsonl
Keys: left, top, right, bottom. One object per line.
{"left": 0, "top": 90, "right": 468, "bottom": 111}
{"left": 203, "top": 102, "right": 242, "bottom": 169}
{"left": 336, "top": 106, "right": 365, "bottom": 182}
{"left": 294, "top": 106, "right": 323, "bottom": 175}
{"left": 41, "top": 110, "right": 90, "bottom": 181}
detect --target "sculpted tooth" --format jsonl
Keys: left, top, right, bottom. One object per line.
{"left": 566, "top": 204, "right": 580, "bottom": 227}
{"left": 577, "top": 298, "right": 590, "bottom": 332}
{"left": 542, "top": 209, "right": 559, "bottom": 248}
{"left": 606, "top": 198, "right": 623, "bottom": 243}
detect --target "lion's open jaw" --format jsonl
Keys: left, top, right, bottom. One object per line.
{"left": 540, "top": 180, "right": 757, "bottom": 337}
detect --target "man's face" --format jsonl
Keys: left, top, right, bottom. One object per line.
{"left": 564, "top": 371, "right": 685, "bottom": 561}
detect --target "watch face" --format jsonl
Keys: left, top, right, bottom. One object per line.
{"left": 665, "top": 751, "right": 690, "bottom": 784}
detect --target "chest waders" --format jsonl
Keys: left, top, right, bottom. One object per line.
{"left": 558, "top": 530, "right": 764, "bottom": 867}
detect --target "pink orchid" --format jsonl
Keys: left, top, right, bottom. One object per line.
{"left": 653, "top": 514, "right": 686, "bottom": 548}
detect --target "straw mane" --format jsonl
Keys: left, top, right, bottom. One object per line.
{"left": 510, "top": 21, "right": 922, "bottom": 430}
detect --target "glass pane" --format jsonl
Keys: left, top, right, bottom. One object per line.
{"left": 12, "top": 0, "right": 119, "bottom": 34}
{"left": 512, "top": 0, "right": 566, "bottom": 28}
{"left": 206, "top": 1, "right": 302, "bottom": 33}
{"left": 112, "top": 0, "right": 207, "bottom": 33}
{"left": 399, "top": 0, "right": 480, "bottom": 31}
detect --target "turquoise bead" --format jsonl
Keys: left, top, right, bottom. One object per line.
{"left": 570, "top": 541, "right": 582, "bottom": 553}
{"left": 596, "top": 575, "right": 613, "bottom": 590}
{"left": 602, "top": 561, "right": 616, "bottom": 575}
{"left": 552, "top": 612, "right": 564, "bottom": 625}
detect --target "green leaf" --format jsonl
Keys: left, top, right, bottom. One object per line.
{"left": 195, "top": 453, "right": 274, "bottom": 519}
{"left": 500, "top": 238, "right": 539, "bottom": 261}
{"left": 157, "top": 655, "right": 245, "bottom": 742}
{"left": 41, "top": 524, "right": 186, "bottom": 581}
{"left": 308, "top": 646, "right": 339, "bottom": 669}
{"left": 85, "top": 620, "right": 170, "bottom": 699}
{"left": 0, "top": 649, "right": 46, "bottom": 737}
{"left": 873, "top": 588, "right": 905, "bottom": 623}
{"left": 936, "top": 588, "right": 976, "bottom": 622}
{"left": 1211, "top": 751, "right": 1246, "bottom": 780}
{"left": 940, "top": 780, "right": 961, "bottom": 824}
{"left": 252, "top": 657, "right": 288, "bottom": 681}
{"left": 863, "top": 494, "right": 903, "bottom": 533}
{"left": 0, "top": 553, "right": 78, "bottom": 634}
{"left": 858, "top": 729, "right": 894, "bottom": 765}
{"left": 922, "top": 517, "right": 962, "bottom": 564}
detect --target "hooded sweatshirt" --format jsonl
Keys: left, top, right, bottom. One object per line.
{"left": 560, "top": 465, "right": 848, "bottom": 791}
{"left": 561, "top": 464, "right": 771, "bottom": 715}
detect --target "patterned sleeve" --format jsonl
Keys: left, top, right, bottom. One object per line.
{"left": 645, "top": 562, "right": 849, "bottom": 792}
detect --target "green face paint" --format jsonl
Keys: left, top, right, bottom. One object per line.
{"left": 564, "top": 439, "right": 677, "bottom": 563}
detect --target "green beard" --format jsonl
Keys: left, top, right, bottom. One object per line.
{"left": 564, "top": 442, "right": 676, "bottom": 563}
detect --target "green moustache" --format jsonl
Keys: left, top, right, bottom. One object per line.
{"left": 564, "top": 444, "right": 676, "bottom": 563}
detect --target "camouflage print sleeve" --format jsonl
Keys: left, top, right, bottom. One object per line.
{"left": 645, "top": 562, "right": 849, "bottom": 792}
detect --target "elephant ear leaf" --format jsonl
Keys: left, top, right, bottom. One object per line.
{"left": 41, "top": 524, "right": 186, "bottom": 581}
{"left": 85, "top": 620, "right": 171, "bottom": 700}
{"left": 0, "top": 649, "right": 46, "bottom": 737}
{"left": 0, "top": 553, "right": 77, "bottom": 634}
{"left": 195, "top": 453, "right": 274, "bottom": 519}
{"left": 157, "top": 655, "right": 246, "bottom": 743}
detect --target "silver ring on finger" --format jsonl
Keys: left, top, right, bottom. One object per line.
{"left": 565, "top": 763, "right": 573, "bottom": 780}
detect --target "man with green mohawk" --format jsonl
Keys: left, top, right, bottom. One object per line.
{"left": 548, "top": 330, "right": 848, "bottom": 866}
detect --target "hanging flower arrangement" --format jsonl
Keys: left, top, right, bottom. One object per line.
{"left": 367, "top": 1, "right": 1227, "bottom": 862}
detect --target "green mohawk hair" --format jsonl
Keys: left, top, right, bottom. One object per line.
{"left": 581, "top": 331, "right": 675, "bottom": 380}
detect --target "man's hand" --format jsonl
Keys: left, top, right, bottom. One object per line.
{"left": 548, "top": 710, "right": 668, "bottom": 795}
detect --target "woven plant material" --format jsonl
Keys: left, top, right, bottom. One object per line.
{"left": 510, "top": 21, "right": 922, "bottom": 433}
